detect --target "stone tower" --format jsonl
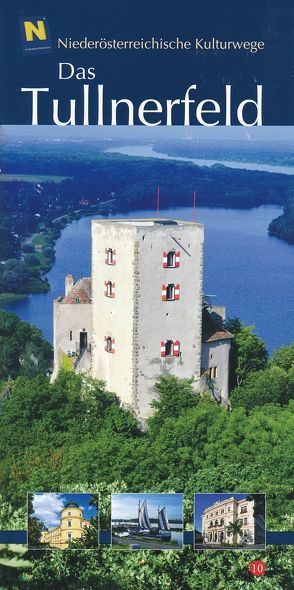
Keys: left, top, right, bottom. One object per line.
{"left": 91, "top": 219, "right": 204, "bottom": 419}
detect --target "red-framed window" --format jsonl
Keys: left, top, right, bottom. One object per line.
{"left": 104, "top": 336, "right": 115, "bottom": 353}
{"left": 161, "top": 339, "right": 180, "bottom": 357}
{"left": 104, "top": 281, "right": 116, "bottom": 298}
{"left": 161, "top": 283, "right": 180, "bottom": 301}
{"left": 162, "top": 251, "right": 180, "bottom": 268}
{"left": 105, "top": 248, "right": 116, "bottom": 265}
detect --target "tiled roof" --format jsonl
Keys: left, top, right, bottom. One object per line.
{"left": 62, "top": 277, "right": 92, "bottom": 304}
{"left": 202, "top": 308, "right": 233, "bottom": 343}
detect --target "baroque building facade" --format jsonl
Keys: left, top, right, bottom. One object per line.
{"left": 40, "top": 502, "right": 90, "bottom": 549}
{"left": 53, "top": 218, "right": 233, "bottom": 420}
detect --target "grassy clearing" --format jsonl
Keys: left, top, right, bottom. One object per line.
{"left": 0, "top": 293, "right": 27, "bottom": 304}
{"left": 0, "top": 174, "right": 69, "bottom": 183}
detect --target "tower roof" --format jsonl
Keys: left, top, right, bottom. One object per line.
{"left": 64, "top": 502, "right": 80, "bottom": 509}
{"left": 60, "top": 277, "right": 92, "bottom": 304}
{"left": 202, "top": 308, "right": 233, "bottom": 343}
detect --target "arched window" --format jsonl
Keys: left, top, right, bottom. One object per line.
{"left": 162, "top": 283, "right": 180, "bottom": 301}
{"left": 107, "top": 281, "right": 113, "bottom": 297}
{"left": 215, "top": 519, "right": 218, "bottom": 527}
{"left": 165, "top": 340, "right": 174, "bottom": 356}
{"left": 220, "top": 518, "right": 224, "bottom": 526}
{"left": 105, "top": 248, "right": 116, "bottom": 265}
{"left": 105, "top": 336, "right": 115, "bottom": 353}
{"left": 161, "top": 339, "right": 180, "bottom": 357}
{"left": 104, "top": 280, "right": 116, "bottom": 298}
{"left": 163, "top": 251, "right": 180, "bottom": 268}
{"left": 106, "top": 337, "right": 113, "bottom": 352}
{"left": 166, "top": 284, "right": 175, "bottom": 300}
{"left": 167, "top": 251, "right": 176, "bottom": 267}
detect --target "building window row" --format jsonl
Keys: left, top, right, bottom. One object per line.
{"left": 104, "top": 337, "right": 181, "bottom": 357}
{"left": 209, "top": 518, "right": 225, "bottom": 527}
{"left": 104, "top": 248, "right": 181, "bottom": 268}
{"left": 207, "top": 507, "right": 226, "bottom": 518}
{"left": 104, "top": 281, "right": 180, "bottom": 301}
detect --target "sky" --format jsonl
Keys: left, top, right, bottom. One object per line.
{"left": 31, "top": 493, "right": 98, "bottom": 529}
{"left": 194, "top": 493, "right": 258, "bottom": 532}
{"left": 111, "top": 493, "right": 183, "bottom": 522}
{"left": 1, "top": 125, "right": 294, "bottom": 141}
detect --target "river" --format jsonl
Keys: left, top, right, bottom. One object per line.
{"left": 3, "top": 205, "right": 293, "bottom": 353}
{"left": 106, "top": 144, "right": 294, "bottom": 175}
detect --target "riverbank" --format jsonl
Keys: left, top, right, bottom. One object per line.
{"left": 1, "top": 200, "right": 116, "bottom": 303}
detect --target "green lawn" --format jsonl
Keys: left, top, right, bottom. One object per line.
{"left": 0, "top": 293, "right": 27, "bottom": 304}
{"left": 31, "top": 235, "right": 50, "bottom": 248}
{"left": 0, "top": 174, "right": 70, "bottom": 183}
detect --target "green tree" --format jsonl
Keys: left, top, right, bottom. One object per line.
{"left": 148, "top": 375, "right": 198, "bottom": 433}
{"left": 0, "top": 309, "right": 52, "bottom": 380}
{"left": 225, "top": 318, "right": 268, "bottom": 388}
{"left": 226, "top": 520, "right": 243, "bottom": 545}
{"left": 24, "top": 254, "right": 40, "bottom": 267}
{"left": 271, "top": 343, "right": 294, "bottom": 372}
{"left": 246, "top": 494, "right": 265, "bottom": 517}
{"left": 0, "top": 227, "right": 19, "bottom": 260}
{"left": 230, "top": 366, "right": 293, "bottom": 410}
{"left": 27, "top": 494, "right": 45, "bottom": 548}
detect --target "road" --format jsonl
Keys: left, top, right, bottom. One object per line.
{"left": 194, "top": 543, "right": 266, "bottom": 550}
{"left": 113, "top": 537, "right": 181, "bottom": 550}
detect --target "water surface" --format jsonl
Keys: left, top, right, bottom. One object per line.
{"left": 106, "top": 144, "right": 294, "bottom": 175}
{"left": 4, "top": 206, "right": 293, "bottom": 353}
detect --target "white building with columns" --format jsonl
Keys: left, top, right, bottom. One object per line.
{"left": 53, "top": 218, "right": 233, "bottom": 419}
{"left": 201, "top": 495, "right": 266, "bottom": 547}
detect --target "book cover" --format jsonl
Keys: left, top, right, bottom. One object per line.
{"left": 0, "top": 1, "right": 293, "bottom": 588}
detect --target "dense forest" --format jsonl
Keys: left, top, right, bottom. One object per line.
{"left": 1, "top": 137, "right": 294, "bottom": 298}
{"left": 0, "top": 308, "right": 293, "bottom": 589}
{"left": 269, "top": 198, "right": 294, "bottom": 244}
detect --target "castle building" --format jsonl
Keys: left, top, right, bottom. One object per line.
{"left": 53, "top": 219, "right": 233, "bottom": 419}
{"left": 40, "top": 502, "right": 91, "bottom": 549}
{"left": 201, "top": 496, "right": 265, "bottom": 546}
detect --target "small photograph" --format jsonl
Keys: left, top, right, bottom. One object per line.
{"left": 27, "top": 492, "right": 99, "bottom": 550}
{"left": 111, "top": 493, "right": 183, "bottom": 550}
{"left": 194, "top": 493, "right": 266, "bottom": 550}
